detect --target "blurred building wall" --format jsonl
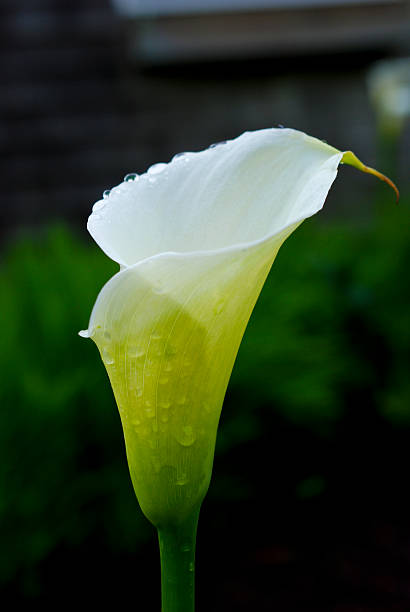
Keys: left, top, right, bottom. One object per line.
{"left": 1, "top": 0, "right": 409, "bottom": 237}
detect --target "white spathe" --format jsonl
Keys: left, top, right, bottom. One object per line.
{"left": 83, "top": 128, "right": 345, "bottom": 525}
{"left": 87, "top": 128, "right": 342, "bottom": 269}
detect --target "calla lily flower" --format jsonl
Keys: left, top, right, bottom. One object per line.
{"left": 81, "top": 129, "right": 396, "bottom": 530}
{"left": 81, "top": 128, "right": 397, "bottom": 611}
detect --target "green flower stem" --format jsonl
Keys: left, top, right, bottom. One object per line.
{"left": 158, "top": 510, "right": 200, "bottom": 612}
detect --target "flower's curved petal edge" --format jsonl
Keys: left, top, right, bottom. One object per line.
{"left": 87, "top": 128, "right": 342, "bottom": 267}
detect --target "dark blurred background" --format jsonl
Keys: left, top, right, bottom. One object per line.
{"left": 1, "top": 0, "right": 410, "bottom": 610}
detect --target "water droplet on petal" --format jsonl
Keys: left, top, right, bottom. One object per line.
{"left": 172, "top": 151, "right": 190, "bottom": 161}
{"left": 102, "top": 348, "right": 114, "bottom": 365}
{"left": 128, "top": 346, "right": 145, "bottom": 359}
{"left": 209, "top": 140, "right": 227, "bottom": 148}
{"left": 177, "top": 425, "right": 195, "bottom": 447}
{"left": 176, "top": 474, "right": 188, "bottom": 486}
{"left": 103, "top": 189, "right": 111, "bottom": 199}
{"left": 165, "top": 344, "right": 177, "bottom": 357}
{"left": 104, "top": 331, "right": 111, "bottom": 341}
{"left": 78, "top": 329, "right": 90, "bottom": 338}
{"left": 148, "top": 162, "right": 167, "bottom": 175}
{"left": 124, "top": 173, "right": 138, "bottom": 182}
{"left": 213, "top": 298, "right": 225, "bottom": 315}
{"left": 93, "top": 200, "right": 106, "bottom": 213}
{"left": 277, "top": 124, "right": 285, "bottom": 129}
{"left": 153, "top": 284, "right": 166, "bottom": 295}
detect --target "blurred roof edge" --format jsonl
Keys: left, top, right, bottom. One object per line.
{"left": 112, "top": 0, "right": 402, "bottom": 18}
{"left": 112, "top": 0, "right": 410, "bottom": 65}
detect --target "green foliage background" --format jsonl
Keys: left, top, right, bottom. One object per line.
{"left": 0, "top": 195, "right": 409, "bottom": 597}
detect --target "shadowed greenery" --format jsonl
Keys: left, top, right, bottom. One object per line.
{"left": 0, "top": 195, "right": 408, "bottom": 596}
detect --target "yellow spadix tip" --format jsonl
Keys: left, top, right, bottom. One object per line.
{"left": 341, "top": 151, "right": 399, "bottom": 204}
